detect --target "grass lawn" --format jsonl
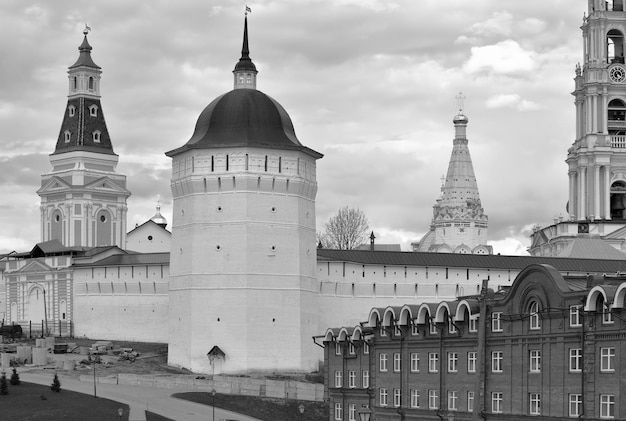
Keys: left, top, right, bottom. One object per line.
{"left": 173, "top": 392, "right": 327, "bottom": 421}
{"left": 0, "top": 381, "right": 129, "bottom": 420}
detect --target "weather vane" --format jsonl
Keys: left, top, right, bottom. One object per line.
{"left": 455, "top": 91, "right": 466, "bottom": 113}
{"left": 245, "top": 5, "right": 251, "bottom": 16}
{"left": 83, "top": 23, "right": 91, "bottom": 36}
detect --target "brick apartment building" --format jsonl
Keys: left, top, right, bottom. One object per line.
{"left": 321, "top": 263, "right": 626, "bottom": 420}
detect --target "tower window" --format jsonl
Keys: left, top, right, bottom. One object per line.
{"left": 89, "top": 105, "right": 98, "bottom": 117}
{"left": 88, "top": 76, "right": 94, "bottom": 91}
{"left": 607, "top": 29, "right": 625, "bottom": 64}
{"left": 73, "top": 77, "right": 78, "bottom": 91}
{"left": 64, "top": 130, "right": 71, "bottom": 143}
{"left": 93, "top": 131, "right": 101, "bottom": 143}
{"left": 68, "top": 105, "right": 75, "bottom": 117}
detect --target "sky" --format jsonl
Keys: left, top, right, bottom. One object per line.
{"left": 0, "top": 0, "right": 585, "bottom": 255}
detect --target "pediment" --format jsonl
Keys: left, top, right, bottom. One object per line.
{"left": 37, "top": 176, "right": 72, "bottom": 194}
{"left": 84, "top": 176, "right": 130, "bottom": 194}
{"left": 13, "top": 259, "right": 53, "bottom": 274}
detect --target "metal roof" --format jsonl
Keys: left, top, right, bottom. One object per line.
{"left": 72, "top": 252, "right": 170, "bottom": 267}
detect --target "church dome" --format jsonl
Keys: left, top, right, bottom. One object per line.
{"left": 453, "top": 113, "right": 469, "bottom": 125}
{"left": 150, "top": 203, "right": 167, "bottom": 228}
{"left": 166, "top": 89, "right": 304, "bottom": 156}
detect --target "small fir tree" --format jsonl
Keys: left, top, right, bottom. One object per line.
{"left": 9, "top": 368, "right": 20, "bottom": 386}
{"left": 0, "top": 372, "right": 8, "bottom": 395}
{"left": 50, "top": 373, "right": 61, "bottom": 392}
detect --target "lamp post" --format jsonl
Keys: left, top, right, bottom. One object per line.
{"left": 211, "top": 389, "right": 216, "bottom": 421}
{"left": 298, "top": 403, "right": 305, "bottom": 420}
{"left": 358, "top": 406, "right": 372, "bottom": 421}
{"left": 31, "top": 282, "right": 48, "bottom": 337}
{"left": 118, "top": 408, "right": 123, "bottom": 420}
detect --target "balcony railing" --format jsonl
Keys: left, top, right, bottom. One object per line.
{"left": 608, "top": 120, "right": 626, "bottom": 128}
{"left": 611, "top": 135, "right": 626, "bottom": 148}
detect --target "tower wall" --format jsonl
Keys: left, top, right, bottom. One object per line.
{"left": 167, "top": 147, "right": 320, "bottom": 373}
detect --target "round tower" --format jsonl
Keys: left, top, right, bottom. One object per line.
{"left": 166, "top": 16, "right": 323, "bottom": 374}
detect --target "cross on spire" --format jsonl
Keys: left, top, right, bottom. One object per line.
{"left": 455, "top": 91, "right": 466, "bottom": 113}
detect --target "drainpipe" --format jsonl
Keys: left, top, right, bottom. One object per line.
{"left": 472, "top": 279, "right": 489, "bottom": 421}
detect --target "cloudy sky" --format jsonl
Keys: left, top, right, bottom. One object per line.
{"left": 0, "top": 0, "right": 584, "bottom": 255}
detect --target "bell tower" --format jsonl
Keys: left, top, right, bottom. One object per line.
{"left": 38, "top": 27, "right": 130, "bottom": 248}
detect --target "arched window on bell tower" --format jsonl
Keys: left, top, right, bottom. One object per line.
{"left": 607, "top": 29, "right": 625, "bottom": 64}
{"left": 608, "top": 99, "right": 626, "bottom": 147}
{"left": 607, "top": 0, "right": 625, "bottom": 12}
{"left": 610, "top": 180, "right": 626, "bottom": 219}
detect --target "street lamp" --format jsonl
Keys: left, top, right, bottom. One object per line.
{"left": 211, "top": 389, "right": 216, "bottom": 421}
{"left": 118, "top": 408, "right": 123, "bottom": 420}
{"left": 358, "top": 406, "right": 372, "bottom": 421}
{"left": 298, "top": 403, "right": 305, "bottom": 420}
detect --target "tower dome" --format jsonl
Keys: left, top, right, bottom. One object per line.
{"left": 150, "top": 202, "right": 167, "bottom": 228}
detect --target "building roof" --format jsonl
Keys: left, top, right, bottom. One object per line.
{"left": 69, "top": 34, "right": 100, "bottom": 69}
{"left": 557, "top": 237, "right": 626, "bottom": 259}
{"left": 233, "top": 16, "right": 257, "bottom": 73}
{"left": 72, "top": 252, "right": 170, "bottom": 267}
{"left": 316, "top": 248, "right": 626, "bottom": 273}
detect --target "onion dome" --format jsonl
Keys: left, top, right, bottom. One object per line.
{"left": 453, "top": 112, "right": 469, "bottom": 125}
{"left": 150, "top": 203, "right": 167, "bottom": 228}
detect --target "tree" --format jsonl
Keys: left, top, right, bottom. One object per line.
{"left": 50, "top": 374, "right": 61, "bottom": 392}
{"left": 9, "top": 368, "right": 20, "bottom": 386}
{"left": 320, "top": 206, "right": 370, "bottom": 250}
{"left": 0, "top": 372, "right": 8, "bottom": 395}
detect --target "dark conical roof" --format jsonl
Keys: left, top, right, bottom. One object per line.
{"left": 69, "top": 35, "right": 100, "bottom": 69}
{"left": 233, "top": 16, "right": 257, "bottom": 73}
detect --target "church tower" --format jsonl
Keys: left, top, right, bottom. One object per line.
{"left": 38, "top": 28, "right": 130, "bottom": 248}
{"left": 166, "top": 16, "right": 323, "bottom": 374}
{"left": 530, "top": 1, "right": 626, "bottom": 256}
{"left": 414, "top": 99, "right": 491, "bottom": 254}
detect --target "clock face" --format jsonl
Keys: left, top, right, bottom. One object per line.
{"left": 610, "top": 65, "right": 626, "bottom": 83}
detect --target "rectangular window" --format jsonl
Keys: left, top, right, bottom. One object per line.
{"left": 491, "top": 312, "right": 503, "bottom": 332}
{"left": 600, "top": 394, "right": 615, "bottom": 418}
{"left": 363, "top": 343, "right": 370, "bottom": 355}
{"left": 428, "top": 390, "right": 439, "bottom": 409}
{"left": 448, "top": 390, "right": 458, "bottom": 411}
{"left": 349, "top": 343, "right": 355, "bottom": 355}
{"left": 335, "top": 371, "right": 343, "bottom": 388}
{"left": 335, "top": 342, "right": 342, "bottom": 355}
{"left": 411, "top": 323, "right": 419, "bottom": 335}
{"left": 380, "top": 325, "right": 387, "bottom": 337}
{"left": 449, "top": 321, "right": 457, "bottom": 334}
{"left": 334, "top": 402, "right": 343, "bottom": 421}
{"left": 348, "top": 371, "right": 356, "bottom": 388}
{"left": 601, "top": 347, "right": 615, "bottom": 372}
{"left": 362, "top": 370, "right": 369, "bottom": 388}
{"left": 570, "top": 305, "right": 582, "bottom": 327}
{"left": 410, "top": 389, "right": 420, "bottom": 408}
{"left": 348, "top": 404, "right": 356, "bottom": 421}
{"left": 603, "top": 306, "right": 614, "bottom": 324}
{"left": 467, "top": 391, "right": 474, "bottom": 412}
{"left": 491, "top": 392, "right": 503, "bottom": 413}
{"left": 570, "top": 348, "right": 582, "bottom": 372}
{"left": 429, "top": 352, "right": 439, "bottom": 373}
{"left": 530, "top": 350, "right": 541, "bottom": 373}
{"left": 393, "top": 388, "right": 401, "bottom": 407}
{"left": 569, "top": 394, "right": 583, "bottom": 417}
{"left": 393, "top": 353, "right": 401, "bottom": 372}
{"left": 380, "top": 353, "right": 388, "bottom": 372}
{"left": 429, "top": 320, "right": 437, "bottom": 334}
{"left": 468, "top": 351, "right": 477, "bottom": 373}
{"left": 380, "top": 388, "right": 388, "bottom": 407}
{"left": 529, "top": 393, "right": 541, "bottom": 415}
{"left": 492, "top": 351, "right": 503, "bottom": 373}
{"left": 469, "top": 317, "right": 478, "bottom": 332}
{"left": 529, "top": 302, "right": 541, "bottom": 330}
{"left": 410, "top": 352, "right": 420, "bottom": 372}
{"left": 394, "top": 325, "right": 402, "bottom": 336}
{"left": 448, "top": 352, "right": 458, "bottom": 373}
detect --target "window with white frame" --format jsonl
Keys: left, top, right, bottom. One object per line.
{"left": 349, "top": 343, "right": 355, "bottom": 355}
{"left": 429, "top": 319, "right": 437, "bottom": 334}
{"left": 410, "top": 352, "right": 420, "bottom": 372}
{"left": 491, "top": 392, "right": 503, "bottom": 413}
{"left": 600, "top": 394, "right": 615, "bottom": 419}
{"left": 89, "top": 104, "right": 98, "bottom": 117}
{"left": 602, "top": 305, "right": 614, "bottom": 325}
{"left": 380, "top": 388, "right": 388, "bottom": 407}
{"left": 569, "top": 394, "right": 583, "bottom": 418}
{"left": 468, "top": 351, "right": 477, "bottom": 373}
{"left": 68, "top": 105, "right": 75, "bottom": 117}
{"left": 410, "top": 389, "right": 420, "bottom": 408}
{"left": 363, "top": 343, "right": 370, "bottom": 355}
{"left": 379, "top": 324, "right": 387, "bottom": 337}
{"left": 348, "top": 404, "right": 356, "bottom": 421}
{"left": 380, "top": 353, "right": 388, "bottom": 372}
{"left": 469, "top": 317, "right": 478, "bottom": 332}
{"left": 529, "top": 350, "right": 541, "bottom": 373}
{"left": 393, "top": 353, "right": 401, "bottom": 372}
{"left": 64, "top": 130, "right": 71, "bottom": 143}
{"left": 348, "top": 371, "right": 356, "bottom": 388}
{"left": 362, "top": 370, "right": 369, "bottom": 388}
{"left": 491, "top": 312, "right": 503, "bottom": 332}
{"left": 529, "top": 393, "right": 541, "bottom": 415}
{"left": 467, "top": 391, "right": 474, "bottom": 412}
{"left": 411, "top": 323, "right": 419, "bottom": 335}
{"left": 429, "top": 352, "right": 439, "bottom": 373}
{"left": 393, "top": 388, "right": 401, "bottom": 407}
{"left": 394, "top": 324, "right": 401, "bottom": 336}
{"left": 334, "top": 371, "right": 343, "bottom": 388}
{"left": 570, "top": 348, "right": 582, "bottom": 372}
{"left": 529, "top": 301, "right": 541, "bottom": 330}
{"left": 601, "top": 347, "right": 615, "bottom": 372}
{"left": 448, "top": 319, "right": 457, "bottom": 334}
{"left": 448, "top": 390, "right": 458, "bottom": 411}
{"left": 428, "top": 390, "right": 439, "bottom": 409}
{"left": 334, "top": 402, "right": 343, "bottom": 420}
{"left": 335, "top": 342, "right": 342, "bottom": 355}
{"left": 492, "top": 351, "right": 503, "bottom": 373}
{"left": 570, "top": 305, "right": 582, "bottom": 327}
{"left": 448, "top": 352, "right": 458, "bottom": 373}
{"left": 93, "top": 130, "right": 101, "bottom": 143}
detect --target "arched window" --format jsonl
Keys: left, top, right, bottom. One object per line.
{"left": 89, "top": 105, "right": 98, "bottom": 117}
{"left": 68, "top": 105, "right": 75, "bottom": 117}
{"left": 64, "top": 130, "right": 71, "bottom": 143}
{"left": 93, "top": 131, "right": 101, "bottom": 143}
{"left": 611, "top": 181, "right": 626, "bottom": 219}
{"left": 529, "top": 301, "right": 541, "bottom": 330}
{"left": 88, "top": 76, "right": 94, "bottom": 91}
{"left": 607, "top": 29, "right": 624, "bottom": 64}
{"left": 73, "top": 77, "right": 78, "bottom": 91}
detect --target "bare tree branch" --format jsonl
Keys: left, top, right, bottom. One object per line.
{"left": 320, "top": 206, "right": 370, "bottom": 250}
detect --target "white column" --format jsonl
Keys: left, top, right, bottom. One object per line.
{"left": 606, "top": 167, "right": 612, "bottom": 220}
{"left": 579, "top": 167, "right": 587, "bottom": 219}
{"left": 569, "top": 172, "right": 577, "bottom": 219}
{"left": 594, "top": 165, "right": 601, "bottom": 219}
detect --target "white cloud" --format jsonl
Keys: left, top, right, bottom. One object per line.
{"left": 463, "top": 40, "right": 538, "bottom": 75}
{"left": 486, "top": 94, "right": 543, "bottom": 111}
{"left": 468, "top": 11, "right": 513, "bottom": 37}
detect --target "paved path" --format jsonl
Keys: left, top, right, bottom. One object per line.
{"left": 21, "top": 372, "right": 262, "bottom": 421}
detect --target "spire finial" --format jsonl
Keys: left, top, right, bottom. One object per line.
{"left": 83, "top": 23, "right": 91, "bottom": 36}
{"left": 455, "top": 91, "right": 466, "bottom": 114}
{"left": 245, "top": 5, "right": 252, "bottom": 16}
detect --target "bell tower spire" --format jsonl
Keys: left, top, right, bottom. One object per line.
{"left": 233, "top": 13, "right": 258, "bottom": 90}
